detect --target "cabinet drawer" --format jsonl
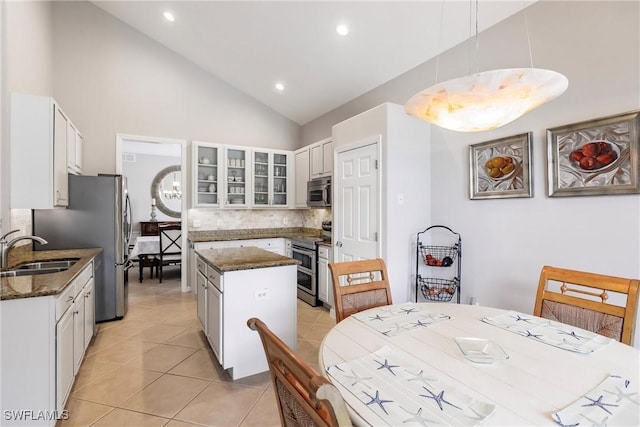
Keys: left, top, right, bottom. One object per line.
{"left": 318, "top": 246, "right": 330, "bottom": 259}
{"left": 76, "top": 263, "right": 93, "bottom": 290}
{"left": 206, "top": 268, "right": 223, "bottom": 293}
{"left": 197, "top": 257, "right": 207, "bottom": 276}
{"left": 56, "top": 283, "right": 76, "bottom": 321}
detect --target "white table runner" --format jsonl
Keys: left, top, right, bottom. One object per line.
{"left": 482, "top": 310, "right": 611, "bottom": 354}
{"left": 326, "top": 345, "right": 495, "bottom": 426}
{"left": 352, "top": 302, "right": 452, "bottom": 336}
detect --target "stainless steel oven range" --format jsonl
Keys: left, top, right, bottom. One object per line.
{"left": 290, "top": 236, "right": 322, "bottom": 306}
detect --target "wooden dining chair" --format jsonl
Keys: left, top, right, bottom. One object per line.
{"left": 329, "top": 258, "right": 392, "bottom": 323}
{"left": 156, "top": 224, "right": 181, "bottom": 283}
{"left": 533, "top": 265, "right": 640, "bottom": 345}
{"left": 247, "top": 318, "right": 352, "bottom": 427}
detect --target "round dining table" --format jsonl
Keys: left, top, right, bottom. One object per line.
{"left": 319, "top": 302, "right": 640, "bottom": 426}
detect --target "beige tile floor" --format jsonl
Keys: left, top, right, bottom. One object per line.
{"left": 62, "top": 265, "right": 335, "bottom": 427}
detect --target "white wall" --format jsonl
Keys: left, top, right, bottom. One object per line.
{"left": 122, "top": 152, "right": 182, "bottom": 230}
{"left": 51, "top": 1, "right": 300, "bottom": 176}
{"left": 303, "top": 1, "right": 640, "bottom": 345}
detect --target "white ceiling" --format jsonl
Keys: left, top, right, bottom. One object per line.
{"left": 92, "top": 1, "right": 536, "bottom": 126}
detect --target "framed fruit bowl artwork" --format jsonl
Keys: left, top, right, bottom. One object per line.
{"left": 469, "top": 132, "right": 533, "bottom": 200}
{"left": 547, "top": 111, "right": 640, "bottom": 197}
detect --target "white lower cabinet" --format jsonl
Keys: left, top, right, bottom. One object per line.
{"left": 317, "top": 245, "right": 333, "bottom": 307}
{"left": 56, "top": 307, "right": 75, "bottom": 415}
{"left": 206, "top": 279, "right": 223, "bottom": 362}
{"left": 193, "top": 238, "right": 287, "bottom": 256}
{"left": 0, "top": 261, "right": 95, "bottom": 426}
{"left": 196, "top": 269, "right": 207, "bottom": 334}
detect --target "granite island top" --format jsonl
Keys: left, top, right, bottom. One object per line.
{"left": 1, "top": 248, "right": 103, "bottom": 300}
{"left": 188, "top": 227, "right": 322, "bottom": 242}
{"left": 196, "top": 247, "right": 301, "bottom": 273}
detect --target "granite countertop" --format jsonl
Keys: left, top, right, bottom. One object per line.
{"left": 196, "top": 247, "right": 301, "bottom": 273}
{"left": 1, "top": 248, "right": 103, "bottom": 300}
{"left": 188, "top": 227, "right": 322, "bottom": 242}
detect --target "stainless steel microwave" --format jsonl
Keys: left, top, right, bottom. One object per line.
{"left": 307, "top": 177, "right": 331, "bottom": 207}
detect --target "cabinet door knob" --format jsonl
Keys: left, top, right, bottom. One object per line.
{"left": 336, "top": 241, "right": 343, "bottom": 247}
{"left": 66, "top": 296, "right": 74, "bottom": 302}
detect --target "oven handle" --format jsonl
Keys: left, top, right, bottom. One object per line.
{"left": 291, "top": 246, "right": 315, "bottom": 257}
{"left": 297, "top": 265, "right": 314, "bottom": 275}
{"left": 322, "top": 184, "right": 329, "bottom": 206}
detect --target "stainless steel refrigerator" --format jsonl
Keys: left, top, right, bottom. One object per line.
{"left": 33, "top": 174, "right": 133, "bottom": 322}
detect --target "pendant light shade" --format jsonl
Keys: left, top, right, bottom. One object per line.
{"left": 405, "top": 68, "right": 568, "bottom": 132}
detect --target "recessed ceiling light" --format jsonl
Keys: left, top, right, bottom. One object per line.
{"left": 163, "top": 11, "right": 175, "bottom": 22}
{"left": 275, "top": 82, "right": 285, "bottom": 92}
{"left": 336, "top": 24, "right": 349, "bottom": 36}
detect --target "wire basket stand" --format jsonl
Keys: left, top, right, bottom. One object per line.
{"left": 415, "top": 225, "right": 462, "bottom": 303}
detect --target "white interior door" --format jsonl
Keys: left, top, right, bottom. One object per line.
{"left": 335, "top": 141, "right": 379, "bottom": 263}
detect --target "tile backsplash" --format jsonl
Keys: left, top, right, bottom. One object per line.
{"left": 9, "top": 209, "right": 33, "bottom": 246}
{"left": 188, "top": 208, "right": 331, "bottom": 230}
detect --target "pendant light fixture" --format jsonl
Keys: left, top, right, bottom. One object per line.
{"left": 405, "top": 0, "right": 568, "bottom": 132}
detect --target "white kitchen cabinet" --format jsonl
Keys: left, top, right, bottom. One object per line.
{"left": 10, "top": 93, "right": 73, "bottom": 208}
{"left": 194, "top": 238, "right": 287, "bottom": 256}
{"left": 251, "top": 149, "right": 292, "bottom": 208}
{"left": 206, "top": 272, "right": 223, "bottom": 362}
{"left": 82, "top": 278, "right": 95, "bottom": 351}
{"left": 223, "top": 146, "right": 250, "bottom": 208}
{"left": 193, "top": 141, "right": 223, "bottom": 207}
{"left": 67, "top": 122, "right": 83, "bottom": 175}
{"left": 1, "top": 260, "right": 95, "bottom": 425}
{"left": 294, "top": 147, "right": 310, "bottom": 208}
{"left": 317, "top": 245, "right": 333, "bottom": 307}
{"left": 196, "top": 258, "right": 208, "bottom": 333}
{"left": 72, "top": 294, "right": 85, "bottom": 374}
{"left": 56, "top": 307, "right": 75, "bottom": 415}
{"left": 310, "top": 137, "right": 333, "bottom": 179}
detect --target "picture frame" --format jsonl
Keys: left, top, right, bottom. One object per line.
{"left": 547, "top": 111, "right": 640, "bottom": 197}
{"left": 469, "top": 132, "right": 533, "bottom": 200}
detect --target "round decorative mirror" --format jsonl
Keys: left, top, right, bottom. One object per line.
{"left": 151, "top": 165, "right": 182, "bottom": 218}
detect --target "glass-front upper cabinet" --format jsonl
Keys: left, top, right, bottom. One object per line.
{"left": 224, "top": 147, "right": 249, "bottom": 207}
{"left": 193, "top": 142, "right": 222, "bottom": 207}
{"left": 251, "top": 150, "right": 291, "bottom": 208}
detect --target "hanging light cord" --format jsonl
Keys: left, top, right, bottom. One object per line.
{"left": 522, "top": 1, "right": 535, "bottom": 68}
{"left": 434, "top": 0, "right": 445, "bottom": 85}
{"left": 474, "top": 0, "right": 479, "bottom": 74}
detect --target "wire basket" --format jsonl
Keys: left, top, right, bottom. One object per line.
{"left": 418, "top": 276, "right": 459, "bottom": 302}
{"left": 419, "top": 244, "right": 458, "bottom": 267}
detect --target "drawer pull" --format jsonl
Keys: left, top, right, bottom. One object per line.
{"left": 66, "top": 296, "right": 74, "bottom": 302}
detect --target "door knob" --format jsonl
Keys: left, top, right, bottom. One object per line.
{"left": 336, "top": 241, "right": 343, "bottom": 247}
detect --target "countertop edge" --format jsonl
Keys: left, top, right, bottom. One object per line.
{"left": 196, "top": 247, "right": 301, "bottom": 273}
{"left": 1, "top": 248, "right": 103, "bottom": 300}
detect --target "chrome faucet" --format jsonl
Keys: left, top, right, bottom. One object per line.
{"left": 0, "top": 230, "right": 48, "bottom": 269}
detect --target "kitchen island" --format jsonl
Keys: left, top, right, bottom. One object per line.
{"left": 195, "top": 246, "right": 300, "bottom": 380}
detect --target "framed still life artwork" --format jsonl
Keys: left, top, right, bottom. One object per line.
{"left": 469, "top": 132, "right": 533, "bottom": 200}
{"left": 547, "top": 111, "right": 640, "bottom": 197}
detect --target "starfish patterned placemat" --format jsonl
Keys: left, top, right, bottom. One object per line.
{"left": 351, "top": 303, "right": 452, "bottom": 336}
{"left": 552, "top": 374, "right": 639, "bottom": 426}
{"left": 481, "top": 311, "right": 611, "bottom": 354}
{"left": 326, "top": 345, "right": 495, "bottom": 426}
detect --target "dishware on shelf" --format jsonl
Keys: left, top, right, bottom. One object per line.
{"left": 201, "top": 157, "right": 211, "bottom": 164}
{"left": 208, "top": 184, "right": 216, "bottom": 193}
{"left": 454, "top": 337, "right": 509, "bottom": 364}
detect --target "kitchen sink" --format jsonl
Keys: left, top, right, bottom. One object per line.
{"left": 0, "top": 258, "right": 79, "bottom": 278}
{"left": 14, "top": 259, "right": 79, "bottom": 270}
